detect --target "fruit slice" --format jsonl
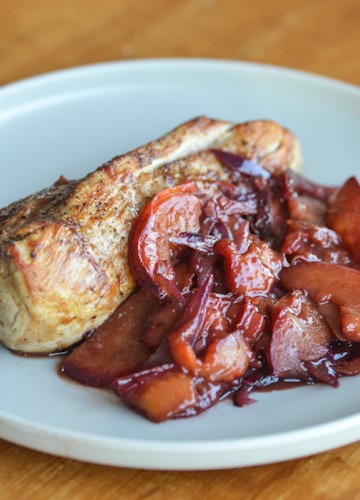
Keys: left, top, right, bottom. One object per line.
{"left": 112, "top": 365, "right": 227, "bottom": 422}
{"left": 281, "top": 262, "right": 360, "bottom": 341}
{"left": 336, "top": 358, "right": 360, "bottom": 376}
{"left": 167, "top": 276, "right": 213, "bottom": 372}
{"left": 283, "top": 169, "right": 335, "bottom": 201}
{"left": 61, "top": 290, "right": 157, "bottom": 387}
{"left": 168, "top": 277, "right": 253, "bottom": 383}
{"left": 215, "top": 235, "right": 283, "bottom": 297}
{"left": 328, "top": 176, "right": 360, "bottom": 263}
{"left": 142, "top": 302, "right": 180, "bottom": 348}
{"left": 197, "top": 331, "right": 253, "bottom": 382}
{"left": 287, "top": 195, "right": 327, "bottom": 226}
{"left": 129, "top": 183, "right": 202, "bottom": 299}
{"left": 281, "top": 226, "right": 354, "bottom": 266}
{"left": 269, "top": 291, "right": 332, "bottom": 378}
{"left": 254, "top": 176, "right": 288, "bottom": 249}
{"left": 113, "top": 366, "right": 196, "bottom": 422}
{"left": 235, "top": 297, "right": 266, "bottom": 344}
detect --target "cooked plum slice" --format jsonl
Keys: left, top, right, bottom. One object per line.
{"left": 196, "top": 293, "right": 237, "bottom": 349}
{"left": 140, "top": 278, "right": 214, "bottom": 369}
{"left": 129, "top": 183, "right": 202, "bottom": 299}
{"left": 215, "top": 232, "right": 283, "bottom": 297}
{"left": 168, "top": 279, "right": 253, "bottom": 383}
{"left": 281, "top": 263, "right": 360, "bottom": 341}
{"left": 254, "top": 176, "right": 288, "bottom": 249}
{"left": 204, "top": 192, "right": 257, "bottom": 218}
{"left": 330, "top": 339, "right": 360, "bottom": 376}
{"left": 282, "top": 226, "right": 355, "bottom": 266}
{"left": 62, "top": 158, "right": 360, "bottom": 422}
{"left": 113, "top": 366, "right": 196, "bottom": 422}
{"left": 269, "top": 291, "right": 333, "bottom": 379}
{"left": 188, "top": 250, "right": 219, "bottom": 288}
{"left": 167, "top": 276, "right": 211, "bottom": 367}
{"left": 142, "top": 302, "right": 180, "bottom": 348}
{"left": 196, "top": 331, "right": 253, "bottom": 382}
{"left": 302, "top": 358, "right": 338, "bottom": 386}
{"left": 112, "top": 365, "right": 228, "bottom": 422}
{"left": 283, "top": 169, "right": 335, "bottom": 201}
{"left": 184, "top": 292, "right": 261, "bottom": 350}
{"left": 61, "top": 290, "right": 158, "bottom": 387}
{"left": 318, "top": 302, "right": 344, "bottom": 340}
{"left": 235, "top": 297, "right": 266, "bottom": 344}
{"left": 196, "top": 181, "right": 258, "bottom": 244}
{"left": 287, "top": 195, "right": 327, "bottom": 226}
{"left": 336, "top": 358, "right": 360, "bottom": 376}
{"left": 328, "top": 177, "right": 360, "bottom": 263}
{"left": 174, "top": 261, "right": 195, "bottom": 293}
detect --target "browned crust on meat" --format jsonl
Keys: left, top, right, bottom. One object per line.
{"left": 0, "top": 116, "right": 301, "bottom": 352}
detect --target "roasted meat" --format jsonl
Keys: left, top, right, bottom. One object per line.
{"left": 0, "top": 116, "right": 301, "bottom": 353}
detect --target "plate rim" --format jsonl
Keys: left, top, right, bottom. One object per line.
{"left": 1, "top": 405, "right": 360, "bottom": 469}
{"left": 1, "top": 57, "right": 359, "bottom": 100}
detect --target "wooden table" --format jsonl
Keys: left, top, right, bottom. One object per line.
{"left": 1, "top": 0, "right": 359, "bottom": 498}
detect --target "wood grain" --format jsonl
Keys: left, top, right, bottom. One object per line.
{"left": 0, "top": 0, "right": 360, "bottom": 498}
{"left": 1, "top": 438, "right": 360, "bottom": 500}
{"left": 1, "top": 0, "right": 359, "bottom": 86}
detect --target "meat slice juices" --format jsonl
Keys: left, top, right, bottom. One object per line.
{"left": 62, "top": 151, "right": 360, "bottom": 423}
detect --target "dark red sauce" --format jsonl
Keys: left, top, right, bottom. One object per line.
{"left": 59, "top": 152, "right": 360, "bottom": 423}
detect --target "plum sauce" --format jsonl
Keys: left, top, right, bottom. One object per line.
{"left": 61, "top": 151, "right": 360, "bottom": 422}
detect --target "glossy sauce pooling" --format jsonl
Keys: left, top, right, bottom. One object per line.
{"left": 61, "top": 153, "right": 360, "bottom": 423}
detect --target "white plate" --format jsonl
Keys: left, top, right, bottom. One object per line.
{"left": 0, "top": 59, "right": 360, "bottom": 470}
